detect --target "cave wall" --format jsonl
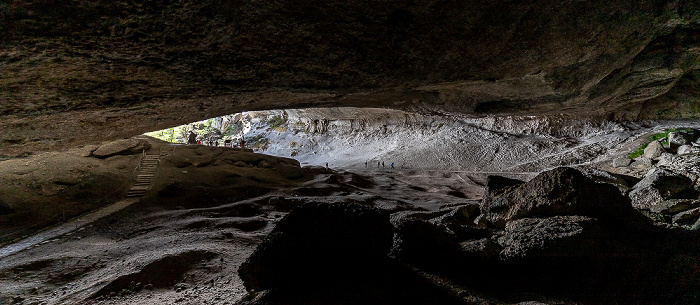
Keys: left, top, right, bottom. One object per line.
{"left": 1, "top": 0, "right": 699, "bottom": 155}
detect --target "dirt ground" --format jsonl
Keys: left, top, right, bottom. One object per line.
{"left": 0, "top": 136, "right": 485, "bottom": 305}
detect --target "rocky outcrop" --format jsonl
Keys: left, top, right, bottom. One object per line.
{"left": 91, "top": 138, "right": 151, "bottom": 158}
{"left": 678, "top": 144, "right": 700, "bottom": 155}
{"left": 480, "top": 167, "right": 645, "bottom": 228}
{"left": 237, "top": 167, "right": 700, "bottom": 304}
{"left": 628, "top": 168, "right": 695, "bottom": 209}
{"left": 497, "top": 216, "right": 603, "bottom": 259}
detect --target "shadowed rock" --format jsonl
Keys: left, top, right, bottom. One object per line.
{"left": 498, "top": 216, "right": 604, "bottom": 259}
{"left": 481, "top": 175, "right": 525, "bottom": 208}
{"left": 238, "top": 202, "right": 394, "bottom": 291}
{"left": 237, "top": 202, "right": 466, "bottom": 305}
{"left": 481, "top": 167, "right": 645, "bottom": 228}
{"left": 628, "top": 168, "right": 694, "bottom": 209}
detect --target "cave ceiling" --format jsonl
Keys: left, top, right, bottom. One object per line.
{"left": 1, "top": 0, "right": 699, "bottom": 155}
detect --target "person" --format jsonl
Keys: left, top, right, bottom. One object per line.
{"left": 187, "top": 131, "right": 197, "bottom": 145}
{"left": 215, "top": 140, "right": 219, "bottom": 147}
{"left": 240, "top": 138, "right": 246, "bottom": 149}
{"left": 365, "top": 161, "right": 368, "bottom": 168}
{"left": 197, "top": 140, "right": 201, "bottom": 145}
{"left": 391, "top": 162, "right": 394, "bottom": 169}
{"left": 377, "top": 161, "right": 380, "bottom": 168}
{"left": 382, "top": 161, "right": 385, "bottom": 169}
{"left": 326, "top": 162, "right": 329, "bottom": 168}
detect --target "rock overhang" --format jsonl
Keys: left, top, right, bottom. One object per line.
{"left": 2, "top": 0, "right": 700, "bottom": 155}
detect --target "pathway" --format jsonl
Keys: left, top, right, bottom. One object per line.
{"left": 0, "top": 198, "right": 139, "bottom": 261}
{"left": 126, "top": 153, "right": 160, "bottom": 197}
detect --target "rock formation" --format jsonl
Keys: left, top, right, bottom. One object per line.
{"left": 237, "top": 167, "right": 700, "bottom": 304}
{"left": 2, "top": 1, "right": 700, "bottom": 154}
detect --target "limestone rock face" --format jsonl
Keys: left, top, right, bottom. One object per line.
{"left": 2, "top": 0, "right": 700, "bottom": 155}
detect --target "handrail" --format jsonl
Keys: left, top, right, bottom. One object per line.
{"left": 132, "top": 149, "right": 146, "bottom": 180}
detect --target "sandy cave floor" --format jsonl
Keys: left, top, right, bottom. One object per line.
{"left": 0, "top": 165, "right": 484, "bottom": 305}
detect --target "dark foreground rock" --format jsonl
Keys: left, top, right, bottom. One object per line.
{"left": 628, "top": 168, "right": 695, "bottom": 209}
{"left": 239, "top": 202, "right": 393, "bottom": 291}
{"left": 238, "top": 168, "right": 700, "bottom": 305}
{"left": 237, "top": 202, "right": 465, "bottom": 305}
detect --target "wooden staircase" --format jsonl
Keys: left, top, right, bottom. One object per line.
{"left": 126, "top": 153, "right": 160, "bottom": 197}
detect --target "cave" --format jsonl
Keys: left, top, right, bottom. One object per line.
{"left": 2, "top": 1, "right": 700, "bottom": 304}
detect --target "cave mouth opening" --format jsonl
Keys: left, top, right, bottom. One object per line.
{"left": 142, "top": 107, "right": 653, "bottom": 176}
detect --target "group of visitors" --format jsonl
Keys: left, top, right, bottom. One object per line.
{"left": 187, "top": 131, "right": 246, "bottom": 149}
{"left": 365, "top": 160, "right": 396, "bottom": 169}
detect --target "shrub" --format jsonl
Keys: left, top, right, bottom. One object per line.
{"left": 629, "top": 128, "right": 689, "bottom": 159}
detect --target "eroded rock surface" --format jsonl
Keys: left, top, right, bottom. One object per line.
{"left": 2, "top": 1, "right": 700, "bottom": 154}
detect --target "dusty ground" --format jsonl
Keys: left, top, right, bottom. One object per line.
{"left": 0, "top": 136, "right": 484, "bottom": 305}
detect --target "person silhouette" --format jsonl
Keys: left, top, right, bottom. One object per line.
{"left": 187, "top": 131, "right": 197, "bottom": 145}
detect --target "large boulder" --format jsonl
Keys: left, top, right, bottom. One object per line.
{"left": 497, "top": 216, "right": 604, "bottom": 259}
{"left": 390, "top": 216, "right": 461, "bottom": 267}
{"left": 581, "top": 168, "right": 639, "bottom": 194}
{"left": 480, "top": 167, "right": 644, "bottom": 228}
{"left": 644, "top": 140, "right": 665, "bottom": 159}
{"left": 238, "top": 202, "right": 393, "bottom": 291}
{"left": 238, "top": 202, "right": 466, "bottom": 305}
{"left": 91, "top": 138, "right": 151, "bottom": 158}
{"left": 628, "top": 168, "right": 694, "bottom": 209}
{"left": 481, "top": 175, "right": 525, "bottom": 207}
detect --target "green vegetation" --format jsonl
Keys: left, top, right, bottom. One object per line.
{"left": 248, "top": 135, "right": 271, "bottom": 151}
{"left": 266, "top": 115, "right": 287, "bottom": 131}
{"left": 629, "top": 128, "right": 691, "bottom": 159}
{"left": 145, "top": 115, "right": 245, "bottom": 143}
